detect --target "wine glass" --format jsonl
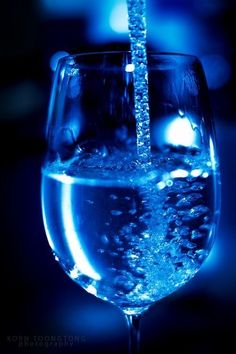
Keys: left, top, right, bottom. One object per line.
{"left": 41, "top": 52, "right": 220, "bottom": 354}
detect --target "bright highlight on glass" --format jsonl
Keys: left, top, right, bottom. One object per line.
{"left": 165, "top": 115, "right": 196, "bottom": 147}
{"left": 125, "top": 63, "right": 135, "bottom": 72}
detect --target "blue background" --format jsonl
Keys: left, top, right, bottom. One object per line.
{"left": 1, "top": 1, "right": 236, "bottom": 353}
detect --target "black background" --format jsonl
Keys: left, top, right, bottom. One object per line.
{"left": 1, "top": 1, "right": 236, "bottom": 353}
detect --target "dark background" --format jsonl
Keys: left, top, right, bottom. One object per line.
{"left": 1, "top": 1, "right": 236, "bottom": 353}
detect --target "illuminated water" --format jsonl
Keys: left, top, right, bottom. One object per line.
{"left": 127, "top": 0, "right": 151, "bottom": 166}
{"left": 41, "top": 149, "right": 216, "bottom": 315}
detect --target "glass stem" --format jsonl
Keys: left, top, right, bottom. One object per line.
{"left": 126, "top": 315, "right": 141, "bottom": 354}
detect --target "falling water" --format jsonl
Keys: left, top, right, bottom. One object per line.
{"left": 127, "top": 0, "right": 151, "bottom": 167}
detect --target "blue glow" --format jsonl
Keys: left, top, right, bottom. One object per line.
{"left": 50, "top": 51, "right": 69, "bottom": 72}
{"left": 190, "top": 169, "right": 203, "bottom": 177}
{"left": 202, "top": 172, "right": 209, "bottom": 178}
{"left": 109, "top": 1, "right": 128, "bottom": 33}
{"left": 125, "top": 63, "right": 135, "bottom": 72}
{"left": 86, "top": 284, "right": 98, "bottom": 296}
{"left": 200, "top": 54, "right": 231, "bottom": 90}
{"left": 165, "top": 116, "right": 196, "bottom": 147}
{"left": 61, "top": 183, "right": 101, "bottom": 281}
{"left": 87, "top": 0, "right": 129, "bottom": 43}
{"left": 153, "top": 114, "right": 201, "bottom": 149}
{"left": 148, "top": 13, "right": 202, "bottom": 54}
{"left": 170, "top": 169, "right": 189, "bottom": 178}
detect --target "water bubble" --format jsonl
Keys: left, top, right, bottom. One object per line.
{"left": 86, "top": 199, "right": 94, "bottom": 205}
{"left": 120, "top": 225, "right": 133, "bottom": 235}
{"left": 111, "top": 210, "right": 123, "bottom": 216}
{"left": 139, "top": 212, "right": 152, "bottom": 221}
{"left": 202, "top": 172, "right": 209, "bottom": 178}
{"left": 204, "top": 216, "right": 209, "bottom": 223}
{"left": 190, "top": 169, "right": 203, "bottom": 177}
{"left": 99, "top": 145, "right": 109, "bottom": 158}
{"left": 166, "top": 180, "right": 174, "bottom": 187}
{"left": 187, "top": 250, "right": 195, "bottom": 259}
{"left": 176, "top": 193, "right": 202, "bottom": 208}
{"left": 196, "top": 249, "right": 209, "bottom": 262}
{"left": 117, "top": 247, "right": 125, "bottom": 252}
{"left": 124, "top": 234, "right": 138, "bottom": 244}
{"left": 135, "top": 267, "right": 145, "bottom": 275}
{"left": 181, "top": 240, "right": 197, "bottom": 249}
{"left": 110, "top": 251, "right": 119, "bottom": 257}
{"left": 130, "top": 253, "right": 139, "bottom": 259}
{"left": 170, "top": 169, "right": 189, "bottom": 178}
{"left": 200, "top": 224, "right": 211, "bottom": 231}
{"left": 110, "top": 194, "right": 118, "bottom": 200}
{"left": 113, "top": 234, "right": 123, "bottom": 245}
{"left": 129, "top": 209, "right": 137, "bottom": 215}
{"left": 101, "top": 234, "right": 109, "bottom": 245}
{"left": 166, "top": 207, "right": 175, "bottom": 214}
{"left": 142, "top": 232, "right": 150, "bottom": 239}
{"left": 170, "top": 181, "right": 190, "bottom": 193}
{"left": 157, "top": 181, "right": 166, "bottom": 190}
{"left": 126, "top": 249, "right": 139, "bottom": 260}
{"left": 69, "top": 265, "right": 84, "bottom": 279}
{"left": 183, "top": 205, "right": 209, "bottom": 220}
{"left": 191, "top": 230, "right": 205, "bottom": 240}
{"left": 178, "top": 109, "right": 185, "bottom": 117}
{"left": 108, "top": 267, "right": 117, "bottom": 273}
{"left": 175, "top": 219, "right": 183, "bottom": 226}
{"left": 190, "top": 182, "right": 205, "bottom": 191}
{"left": 114, "top": 275, "right": 136, "bottom": 293}
{"left": 86, "top": 284, "right": 97, "bottom": 296}
{"left": 174, "top": 226, "right": 190, "bottom": 237}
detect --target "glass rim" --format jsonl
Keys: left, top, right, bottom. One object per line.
{"left": 58, "top": 51, "right": 199, "bottom": 66}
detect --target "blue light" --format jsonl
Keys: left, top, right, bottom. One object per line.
{"left": 170, "top": 169, "right": 189, "bottom": 178}
{"left": 153, "top": 112, "right": 202, "bottom": 150}
{"left": 109, "top": 1, "right": 128, "bottom": 33}
{"left": 125, "top": 63, "right": 135, "bottom": 72}
{"left": 147, "top": 13, "right": 202, "bottom": 54}
{"left": 190, "top": 169, "right": 203, "bottom": 178}
{"left": 50, "top": 51, "right": 69, "bottom": 72}
{"left": 87, "top": 0, "right": 129, "bottom": 43}
{"left": 165, "top": 116, "right": 196, "bottom": 147}
{"left": 200, "top": 54, "right": 231, "bottom": 90}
